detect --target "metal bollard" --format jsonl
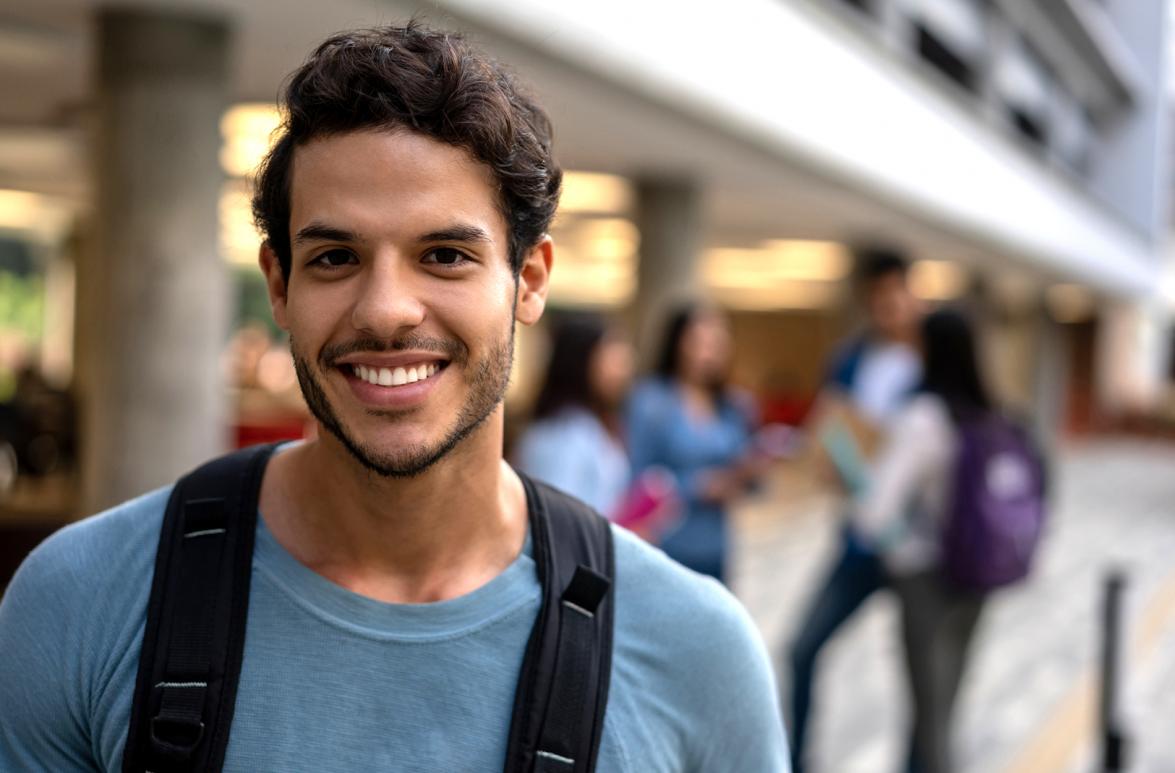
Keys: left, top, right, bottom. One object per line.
{"left": 1098, "top": 570, "right": 1128, "bottom": 772}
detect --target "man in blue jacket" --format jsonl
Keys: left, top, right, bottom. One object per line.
{"left": 786, "top": 249, "right": 922, "bottom": 773}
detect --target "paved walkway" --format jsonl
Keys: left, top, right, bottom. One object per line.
{"left": 731, "top": 438, "right": 1175, "bottom": 773}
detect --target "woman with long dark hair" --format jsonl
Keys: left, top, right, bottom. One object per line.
{"left": 514, "top": 313, "right": 634, "bottom": 515}
{"left": 626, "top": 302, "right": 766, "bottom": 584}
{"left": 854, "top": 308, "right": 995, "bottom": 773}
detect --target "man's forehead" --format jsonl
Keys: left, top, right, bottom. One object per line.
{"left": 287, "top": 128, "right": 506, "bottom": 239}
{"left": 291, "top": 128, "right": 494, "bottom": 187}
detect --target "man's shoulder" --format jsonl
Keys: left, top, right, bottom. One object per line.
{"left": 11, "top": 486, "right": 170, "bottom": 602}
{"left": 610, "top": 524, "right": 765, "bottom": 662}
{"left": 825, "top": 333, "right": 869, "bottom": 389}
{"left": 0, "top": 487, "right": 173, "bottom": 772}
{"left": 607, "top": 525, "right": 789, "bottom": 769}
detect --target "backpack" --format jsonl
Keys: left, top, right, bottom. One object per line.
{"left": 941, "top": 415, "right": 1047, "bottom": 592}
{"left": 122, "top": 443, "right": 615, "bottom": 773}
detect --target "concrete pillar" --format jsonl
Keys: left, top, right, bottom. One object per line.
{"left": 631, "top": 178, "right": 704, "bottom": 366}
{"left": 81, "top": 9, "right": 231, "bottom": 512}
{"left": 1095, "top": 300, "right": 1170, "bottom": 418}
{"left": 1030, "top": 305, "right": 1069, "bottom": 448}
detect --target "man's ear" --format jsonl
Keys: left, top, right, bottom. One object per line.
{"left": 515, "top": 236, "right": 553, "bottom": 326}
{"left": 259, "top": 242, "right": 290, "bottom": 331}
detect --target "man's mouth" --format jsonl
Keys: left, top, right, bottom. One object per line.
{"left": 348, "top": 361, "right": 446, "bottom": 387}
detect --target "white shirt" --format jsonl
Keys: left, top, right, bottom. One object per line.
{"left": 513, "top": 407, "right": 631, "bottom": 517}
{"left": 851, "top": 341, "right": 922, "bottom": 426}
{"left": 854, "top": 394, "right": 956, "bottom": 575}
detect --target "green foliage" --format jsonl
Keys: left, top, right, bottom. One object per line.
{"left": 233, "top": 266, "right": 281, "bottom": 337}
{"left": 0, "top": 272, "right": 44, "bottom": 339}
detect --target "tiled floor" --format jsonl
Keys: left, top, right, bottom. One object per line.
{"left": 731, "top": 439, "right": 1175, "bottom": 773}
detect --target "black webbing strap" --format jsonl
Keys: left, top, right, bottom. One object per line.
{"left": 123, "top": 443, "right": 277, "bottom": 773}
{"left": 505, "top": 475, "right": 616, "bottom": 773}
{"left": 124, "top": 451, "right": 612, "bottom": 772}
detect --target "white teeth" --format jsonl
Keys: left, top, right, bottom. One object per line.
{"left": 354, "top": 362, "right": 441, "bottom": 386}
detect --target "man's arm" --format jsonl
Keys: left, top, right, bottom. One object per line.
{"left": 610, "top": 526, "right": 791, "bottom": 770}
{"left": 0, "top": 539, "right": 98, "bottom": 771}
{"left": 685, "top": 586, "right": 791, "bottom": 772}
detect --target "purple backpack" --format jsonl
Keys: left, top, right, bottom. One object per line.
{"left": 942, "top": 415, "right": 1047, "bottom": 591}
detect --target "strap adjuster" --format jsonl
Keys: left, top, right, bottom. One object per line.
{"left": 150, "top": 716, "right": 205, "bottom": 759}
{"left": 560, "top": 565, "right": 610, "bottom": 618}
{"left": 149, "top": 682, "right": 209, "bottom": 760}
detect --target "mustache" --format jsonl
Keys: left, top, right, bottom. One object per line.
{"left": 317, "top": 334, "right": 468, "bottom": 368}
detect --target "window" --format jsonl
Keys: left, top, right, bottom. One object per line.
{"left": 902, "top": 0, "right": 987, "bottom": 93}
{"left": 916, "top": 23, "right": 976, "bottom": 91}
{"left": 1051, "top": 93, "right": 1093, "bottom": 174}
{"left": 994, "top": 37, "right": 1052, "bottom": 151}
{"left": 832, "top": 0, "right": 873, "bottom": 14}
{"left": 1008, "top": 108, "right": 1047, "bottom": 146}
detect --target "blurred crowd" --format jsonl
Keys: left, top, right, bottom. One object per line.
{"left": 510, "top": 248, "right": 1048, "bottom": 773}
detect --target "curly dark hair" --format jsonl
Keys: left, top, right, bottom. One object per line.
{"left": 252, "top": 22, "right": 562, "bottom": 280}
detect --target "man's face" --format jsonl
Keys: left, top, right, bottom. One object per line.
{"left": 263, "top": 128, "right": 548, "bottom": 477}
{"left": 865, "top": 272, "right": 919, "bottom": 342}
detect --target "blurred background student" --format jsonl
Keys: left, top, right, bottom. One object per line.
{"left": 786, "top": 249, "right": 923, "bottom": 773}
{"left": 854, "top": 308, "right": 1038, "bottom": 773}
{"left": 627, "top": 302, "right": 767, "bottom": 584}
{"left": 514, "top": 313, "right": 635, "bottom": 516}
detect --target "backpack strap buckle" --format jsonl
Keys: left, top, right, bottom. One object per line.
{"left": 561, "top": 566, "right": 610, "bottom": 619}
{"left": 149, "top": 682, "right": 209, "bottom": 760}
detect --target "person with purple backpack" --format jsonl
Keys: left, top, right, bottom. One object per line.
{"left": 854, "top": 308, "right": 1047, "bottom": 773}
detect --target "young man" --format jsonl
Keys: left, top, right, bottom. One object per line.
{"left": 785, "top": 249, "right": 922, "bottom": 773}
{"left": 0, "top": 24, "right": 788, "bottom": 772}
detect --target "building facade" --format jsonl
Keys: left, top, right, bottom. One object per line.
{"left": 0, "top": 0, "right": 1169, "bottom": 508}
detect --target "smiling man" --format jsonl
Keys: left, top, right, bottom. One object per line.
{"left": 0, "top": 24, "right": 789, "bottom": 772}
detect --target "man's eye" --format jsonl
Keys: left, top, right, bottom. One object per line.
{"left": 312, "top": 249, "right": 356, "bottom": 267}
{"left": 423, "top": 248, "right": 469, "bottom": 266}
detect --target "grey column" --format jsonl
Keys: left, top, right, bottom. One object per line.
{"left": 631, "top": 178, "right": 703, "bottom": 366}
{"left": 1030, "top": 304, "right": 1070, "bottom": 449}
{"left": 81, "top": 9, "right": 231, "bottom": 512}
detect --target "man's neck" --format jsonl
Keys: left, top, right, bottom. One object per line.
{"left": 258, "top": 417, "right": 528, "bottom": 605}
{"left": 871, "top": 327, "right": 917, "bottom": 348}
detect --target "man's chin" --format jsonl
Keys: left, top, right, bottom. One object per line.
{"left": 316, "top": 421, "right": 447, "bottom": 478}
{"left": 335, "top": 436, "right": 447, "bottom": 478}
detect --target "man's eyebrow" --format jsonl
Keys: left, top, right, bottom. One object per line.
{"left": 293, "top": 223, "right": 362, "bottom": 246}
{"left": 418, "top": 224, "right": 493, "bottom": 244}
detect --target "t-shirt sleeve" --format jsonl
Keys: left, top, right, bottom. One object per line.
{"left": 0, "top": 488, "right": 166, "bottom": 773}
{"left": 611, "top": 527, "right": 791, "bottom": 771}
{"left": 0, "top": 537, "right": 98, "bottom": 771}
{"left": 683, "top": 584, "right": 791, "bottom": 772}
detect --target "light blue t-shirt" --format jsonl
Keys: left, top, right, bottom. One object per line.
{"left": 0, "top": 486, "right": 789, "bottom": 771}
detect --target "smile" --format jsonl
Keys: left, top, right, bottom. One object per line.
{"left": 351, "top": 362, "right": 442, "bottom": 387}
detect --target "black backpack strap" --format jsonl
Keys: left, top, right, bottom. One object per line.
{"left": 505, "top": 474, "right": 616, "bottom": 773}
{"left": 123, "top": 443, "right": 278, "bottom": 773}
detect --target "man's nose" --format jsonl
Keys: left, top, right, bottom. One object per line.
{"left": 350, "top": 257, "right": 426, "bottom": 338}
